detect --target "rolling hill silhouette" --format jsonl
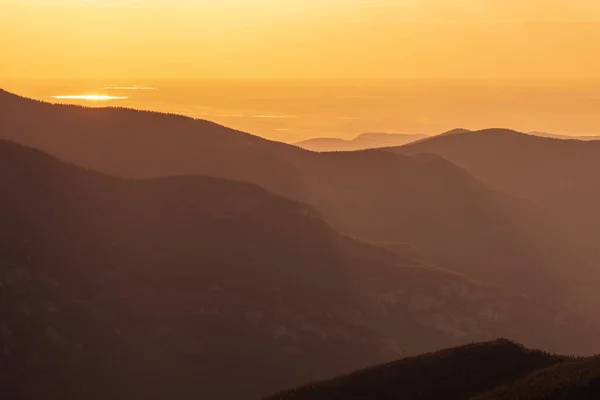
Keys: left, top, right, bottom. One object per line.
{"left": 268, "top": 340, "right": 600, "bottom": 400}
{"left": 0, "top": 90, "right": 589, "bottom": 309}
{"left": 474, "top": 354, "right": 600, "bottom": 400}
{"left": 438, "top": 128, "right": 473, "bottom": 137}
{"left": 391, "top": 129, "right": 600, "bottom": 214}
{"left": 389, "top": 128, "right": 600, "bottom": 319}
{"left": 295, "top": 133, "right": 428, "bottom": 152}
{"left": 1, "top": 140, "right": 598, "bottom": 399}
{"left": 295, "top": 129, "right": 472, "bottom": 152}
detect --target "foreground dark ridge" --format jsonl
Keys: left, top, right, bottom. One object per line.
{"left": 1, "top": 139, "right": 598, "bottom": 399}
{"left": 268, "top": 339, "right": 600, "bottom": 400}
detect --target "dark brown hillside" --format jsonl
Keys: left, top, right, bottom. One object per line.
{"left": 1, "top": 140, "right": 598, "bottom": 399}
{"left": 266, "top": 339, "right": 571, "bottom": 400}
{"left": 0, "top": 140, "right": 376, "bottom": 400}
{"left": 269, "top": 340, "right": 600, "bottom": 400}
{"left": 474, "top": 355, "right": 600, "bottom": 400}
{"left": 268, "top": 341, "right": 600, "bottom": 400}
{"left": 0, "top": 89, "right": 310, "bottom": 196}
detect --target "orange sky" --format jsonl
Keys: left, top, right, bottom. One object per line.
{"left": 2, "top": 0, "right": 600, "bottom": 80}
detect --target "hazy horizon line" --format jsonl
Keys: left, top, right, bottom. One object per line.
{"left": 5, "top": 77, "right": 600, "bottom": 83}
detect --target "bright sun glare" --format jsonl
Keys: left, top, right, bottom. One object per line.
{"left": 52, "top": 95, "right": 128, "bottom": 101}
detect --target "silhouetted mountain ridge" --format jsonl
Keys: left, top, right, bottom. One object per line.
{"left": 475, "top": 354, "right": 600, "bottom": 400}
{"left": 268, "top": 340, "right": 600, "bottom": 400}
{"left": 438, "top": 128, "right": 473, "bottom": 136}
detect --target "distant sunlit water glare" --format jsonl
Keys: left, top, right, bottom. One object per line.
{"left": 5, "top": 79, "right": 600, "bottom": 143}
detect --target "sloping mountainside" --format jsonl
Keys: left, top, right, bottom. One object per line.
{"left": 1, "top": 140, "right": 599, "bottom": 399}
{"left": 391, "top": 129, "right": 600, "bottom": 217}
{"left": 390, "top": 128, "right": 600, "bottom": 240}
{"left": 0, "top": 90, "right": 590, "bottom": 310}
{"left": 439, "top": 128, "right": 473, "bottom": 136}
{"left": 474, "top": 354, "right": 600, "bottom": 400}
{"left": 268, "top": 340, "right": 600, "bottom": 400}
{"left": 295, "top": 133, "right": 428, "bottom": 152}
{"left": 389, "top": 128, "right": 600, "bottom": 317}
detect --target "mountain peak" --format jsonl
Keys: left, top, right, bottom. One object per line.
{"left": 475, "top": 128, "right": 526, "bottom": 136}
{"left": 439, "top": 128, "right": 472, "bottom": 136}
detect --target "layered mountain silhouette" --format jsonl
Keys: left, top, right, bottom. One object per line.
{"left": 0, "top": 90, "right": 589, "bottom": 310}
{"left": 390, "top": 129, "right": 600, "bottom": 216}
{"left": 294, "top": 129, "right": 475, "bottom": 152}
{"left": 295, "top": 133, "right": 428, "bottom": 152}
{"left": 475, "top": 354, "right": 600, "bottom": 400}
{"left": 1, "top": 140, "right": 598, "bottom": 399}
{"left": 389, "top": 128, "right": 600, "bottom": 318}
{"left": 268, "top": 339, "right": 600, "bottom": 400}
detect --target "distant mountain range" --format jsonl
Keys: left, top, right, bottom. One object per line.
{"left": 3, "top": 140, "right": 597, "bottom": 399}
{"left": 294, "top": 132, "right": 429, "bottom": 152}
{"left": 294, "top": 129, "right": 600, "bottom": 153}
{"left": 268, "top": 339, "right": 600, "bottom": 400}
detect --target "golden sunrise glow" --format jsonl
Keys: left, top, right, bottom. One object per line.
{"left": 52, "top": 95, "right": 128, "bottom": 101}
{"left": 2, "top": 0, "right": 600, "bottom": 140}
{"left": 1, "top": 0, "right": 600, "bottom": 80}
{"left": 100, "top": 86, "right": 156, "bottom": 90}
